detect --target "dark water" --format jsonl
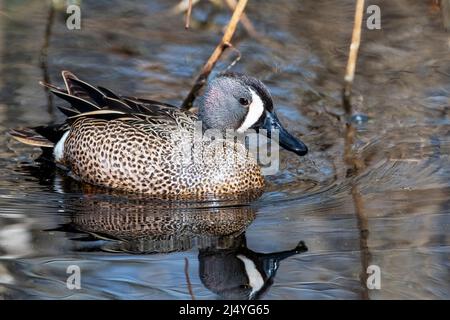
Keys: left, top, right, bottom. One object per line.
{"left": 0, "top": 0, "right": 449, "bottom": 299}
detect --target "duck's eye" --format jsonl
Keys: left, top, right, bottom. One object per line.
{"left": 239, "top": 97, "right": 250, "bottom": 106}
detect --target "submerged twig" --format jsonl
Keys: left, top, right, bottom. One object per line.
{"left": 342, "top": 0, "right": 365, "bottom": 115}
{"left": 184, "top": 257, "right": 196, "bottom": 300}
{"left": 181, "top": 0, "right": 248, "bottom": 110}
{"left": 352, "top": 186, "right": 370, "bottom": 300}
{"left": 185, "top": 0, "right": 193, "bottom": 29}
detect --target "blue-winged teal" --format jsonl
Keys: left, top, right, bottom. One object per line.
{"left": 9, "top": 71, "right": 307, "bottom": 200}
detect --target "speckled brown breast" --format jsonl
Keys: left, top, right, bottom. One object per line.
{"left": 61, "top": 117, "right": 265, "bottom": 200}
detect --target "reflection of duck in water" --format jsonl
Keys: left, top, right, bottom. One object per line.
{"left": 56, "top": 194, "right": 258, "bottom": 254}
{"left": 199, "top": 235, "right": 307, "bottom": 300}
{"left": 48, "top": 189, "right": 307, "bottom": 299}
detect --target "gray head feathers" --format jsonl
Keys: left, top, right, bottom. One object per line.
{"left": 198, "top": 73, "right": 273, "bottom": 132}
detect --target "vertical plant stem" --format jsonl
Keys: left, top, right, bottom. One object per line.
{"left": 343, "top": 0, "right": 365, "bottom": 114}
{"left": 224, "top": 0, "right": 259, "bottom": 38}
{"left": 185, "top": 0, "right": 193, "bottom": 29}
{"left": 40, "top": 2, "right": 55, "bottom": 115}
{"left": 440, "top": 0, "right": 450, "bottom": 30}
{"left": 181, "top": 0, "right": 249, "bottom": 110}
{"left": 342, "top": 0, "right": 370, "bottom": 299}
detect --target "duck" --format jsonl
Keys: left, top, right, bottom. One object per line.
{"left": 9, "top": 71, "right": 308, "bottom": 200}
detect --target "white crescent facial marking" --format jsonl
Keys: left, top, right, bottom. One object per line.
{"left": 54, "top": 131, "right": 70, "bottom": 162}
{"left": 237, "top": 89, "right": 265, "bottom": 133}
{"left": 237, "top": 254, "right": 265, "bottom": 298}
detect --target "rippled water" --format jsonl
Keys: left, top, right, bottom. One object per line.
{"left": 0, "top": 0, "right": 449, "bottom": 299}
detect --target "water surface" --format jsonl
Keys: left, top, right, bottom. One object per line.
{"left": 0, "top": 0, "right": 449, "bottom": 299}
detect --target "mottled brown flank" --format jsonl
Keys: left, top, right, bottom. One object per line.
{"left": 61, "top": 117, "right": 265, "bottom": 199}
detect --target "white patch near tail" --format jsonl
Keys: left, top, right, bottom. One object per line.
{"left": 237, "top": 89, "right": 265, "bottom": 133}
{"left": 237, "top": 254, "right": 265, "bottom": 297}
{"left": 53, "top": 131, "right": 70, "bottom": 162}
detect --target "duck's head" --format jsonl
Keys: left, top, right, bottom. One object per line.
{"left": 198, "top": 73, "right": 308, "bottom": 156}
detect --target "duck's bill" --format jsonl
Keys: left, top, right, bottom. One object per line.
{"left": 262, "top": 112, "right": 308, "bottom": 156}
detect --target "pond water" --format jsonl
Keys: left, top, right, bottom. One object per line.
{"left": 0, "top": 0, "right": 449, "bottom": 299}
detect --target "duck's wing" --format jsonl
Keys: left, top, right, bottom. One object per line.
{"left": 9, "top": 71, "right": 196, "bottom": 151}
{"left": 42, "top": 71, "right": 197, "bottom": 129}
